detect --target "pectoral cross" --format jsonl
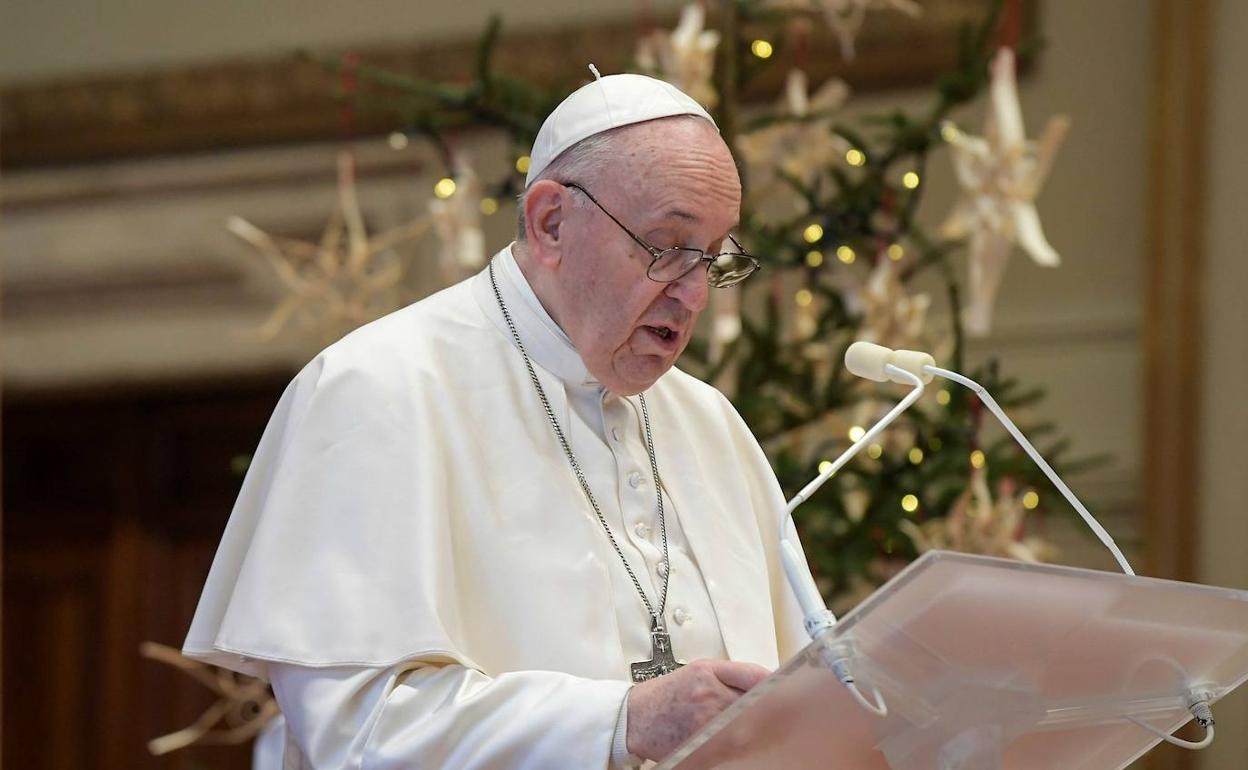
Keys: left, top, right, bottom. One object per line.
{"left": 631, "top": 621, "right": 684, "bottom": 682}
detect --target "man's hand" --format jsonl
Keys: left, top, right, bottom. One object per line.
{"left": 626, "top": 659, "right": 771, "bottom": 761}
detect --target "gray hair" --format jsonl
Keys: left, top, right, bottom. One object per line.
{"left": 515, "top": 130, "right": 617, "bottom": 241}
{"left": 515, "top": 114, "right": 710, "bottom": 242}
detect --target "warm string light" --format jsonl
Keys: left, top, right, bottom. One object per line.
{"left": 750, "top": 39, "right": 774, "bottom": 59}
{"left": 515, "top": 155, "right": 531, "bottom": 174}
{"left": 901, "top": 494, "right": 919, "bottom": 513}
{"left": 846, "top": 148, "right": 866, "bottom": 166}
{"left": 908, "top": 447, "right": 924, "bottom": 464}
{"left": 794, "top": 288, "right": 813, "bottom": 307}
{"left": 806, "top": 250, "right": 824, "bottom": 267}
{"left": 803, "top": 223, "right": 824, "bottom": 243}
{"left": 818, "top": 460, "right": 834, "bottom": 475}
{"left": 887, "top": 243, "right": 905, "bottom": 261}
{"left": 479, "top": 198, "right": 499, "bottom": 215}
{"left": 1022, "top": 490, "right": 1040, "bottom": 509}
{"left": 387, "top": 132, "right": 409, "bottom": 150}
{"left": 433, "top": 177, "right": 457, "bottom": 199}
{"left": 848, "top": 425, "right": 866, "bottom": 442}
{"left": 902, "top": 171, "right": 921, "bottom": 189}
{"left": 970, "top": 449, "right": 986, "bottom": 469}
{"left": 836, "top": 245, "right": 856, "bottom": 264}
{"left": 936, "top": 390, "right": 951, "bottom": 405}
{"left": 866, "top": 443, "right": 883, "bottom": 459}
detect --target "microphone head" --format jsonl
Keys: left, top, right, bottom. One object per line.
{"left": 845, "top": 341, "right": 894, "bottom": 383}
{"left": 889, "top": 350, "right": 936, "bottom": 384}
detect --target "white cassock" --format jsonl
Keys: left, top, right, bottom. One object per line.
{"left": 184, "top": 244, "right": 811, "bottom": 769}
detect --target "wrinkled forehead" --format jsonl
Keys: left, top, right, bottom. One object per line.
{"left": 601, "top": 117, "right": 741, "bottom": 203}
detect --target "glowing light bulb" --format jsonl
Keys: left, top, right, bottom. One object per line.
{"left": 433, "top": 177, "right": 457, "bottom": 199}
{"left": 818, "top": 460, "right": 834, "bottom": 475}
{"left": 806, "top": 250, "right": 824, "bottom": 267}
{"left": 867, "top": 443, "right": 883, "bottom": 459}
{"left": 846, "top": 148, "right": 866, "bottom": 167}
{"left": 970, "top": 449, "right": 986, "bottom": 469}
{"left": 941, "top": 122, "right": 960, "bottom": 143}
{"left": 901, "top": 494, "right": 919, "bottom": 513}
{"left": 903, "top": 171, "right": 920, "bottom": 189}
{"left": 387, "top": 132, "right": 409, "bottom": 150}
{"left": 1023, "top": 490, "right": 1040, "bottom": 510}
{"left": 836, "top": 245, "right": 856, "bottom": 264}
{"left": 888, "top": 243, "right": 904, "bottom": 261}
{"left": 936, "top": 390, "right": 951, "bottom": 406}
{"left": 848, "top": 425, "right": 866, "bottom": 442}
{"left": 795, "top": 289, "right": 813, "bottom": 307}
{"left": 751, "top": 39, "right": 774, "bottom": 59}
{"left": 479, "top": 197, "right": 499, "bottom": 215}
{"left": 803, "top": 223, "right": 824, "bottom": 243}
{"left": 908, "top": 447, "right": 924, "bottom": 464}
{"left": 515, "top": 155, "right": 531, "bottom": 174}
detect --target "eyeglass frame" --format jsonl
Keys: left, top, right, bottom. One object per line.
{"left": 561, "top": 182, "right": 762, "bottom": 288}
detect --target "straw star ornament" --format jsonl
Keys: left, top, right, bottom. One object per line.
{"left": 228, "top": 151, "right": 428, "bottom": 342}
{"left": 736, "top": 68, "right": 850, "bottom": 216}
{"left": 428, "top": 155, "right": 487, "bottom": 284}
{"left": 636, "top": 3, "right": 721, "bottom": 109}
{"left": 765, "top": 0, "right": 922, "bottom": 59}
{"left": 940, "top": 48, "right": 1070, "bottom": 336}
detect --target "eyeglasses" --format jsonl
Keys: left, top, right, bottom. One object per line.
{"left": 563, "top": 182, "right": 761, "bottom": 288}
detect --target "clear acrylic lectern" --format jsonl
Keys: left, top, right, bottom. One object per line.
{"left": 659, "top": 551, "right": 1248, "bottom": 770}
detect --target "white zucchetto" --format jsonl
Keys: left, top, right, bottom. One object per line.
{"left": 524, "top": 67, "right": 717, "bottom": 187}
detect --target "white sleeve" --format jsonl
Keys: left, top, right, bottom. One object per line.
{"left": 267, "top": 661, "right": 633, "bottom": 770}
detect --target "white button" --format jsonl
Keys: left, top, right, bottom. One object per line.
{"left": 673, "top": 608, "right": 691, "bottom": 626}
{"left": 611, "top": 426, "right": 622, "bottom": 441}
{"left": 634, "top": 521, "right": 652, "bottom": 539}
{"left": 628, "top": 471, "right": 644, "bottom": 489}
{"left": 657, "top": 560, "right": 669, "bottom": 578}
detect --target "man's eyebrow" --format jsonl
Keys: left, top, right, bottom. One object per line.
{"left": 661, "top": 208, "right": 699, "bottom": 223}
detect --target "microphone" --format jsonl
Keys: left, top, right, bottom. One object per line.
{"left": 844, "top": 341, "right": 936, "bottom": 385}
{"left": 777, "top": 343, "right": 1220, "bottom": 747}
{"left": 776, "top": 345, "right": 931, "bottom": 718}
{"left": 840, "top": 341, "right": 1136, "bottom": 576}
{"left": 774, "top": 340, "right": 1137, "bottom": 720}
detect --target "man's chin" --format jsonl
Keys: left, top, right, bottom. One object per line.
{"left": 602, "top": 356, "right": 675, "bottom": 396}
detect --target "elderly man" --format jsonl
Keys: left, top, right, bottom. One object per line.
{"left": 185, "top": 72, "right": 810, "bottom": 769}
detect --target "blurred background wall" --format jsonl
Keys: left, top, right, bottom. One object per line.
{"left": 1, "top": 1, "right": 1243, "bottom": 768}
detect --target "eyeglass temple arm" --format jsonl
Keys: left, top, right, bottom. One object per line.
{"left": 563, "top": 183, "right": 663, "bottom": 258}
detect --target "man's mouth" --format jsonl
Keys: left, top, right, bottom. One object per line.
{"left": 644, "top": 325, "right": 678, "bottom": 342}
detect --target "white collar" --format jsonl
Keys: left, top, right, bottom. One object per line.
{"left": 474, "top": 244, "right": 600, "bottom": 389}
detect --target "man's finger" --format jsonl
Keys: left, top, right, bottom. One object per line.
{"left": 708, "top": 660, "right": 771, "bottom": 692}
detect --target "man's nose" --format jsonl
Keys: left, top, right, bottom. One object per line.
{"left": 664, "top": 261, "right": 710, "bottom": 313}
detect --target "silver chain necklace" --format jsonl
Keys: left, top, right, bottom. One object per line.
{"left": 488, "top": 259, "right": 682, "bottom": 682}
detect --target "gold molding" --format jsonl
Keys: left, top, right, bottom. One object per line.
{"left": 1, "top": 0, "right": 1024, "bottom": 169}
{"left": 1141, "top": 6, "right": 1210, "bottom": 766}
{"left": 1142, "top": 0, "right": 1210, "bottom": 582}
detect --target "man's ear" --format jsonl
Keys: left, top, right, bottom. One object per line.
{"left": 524, "top": 180, "right": 567, "bottom": 268}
